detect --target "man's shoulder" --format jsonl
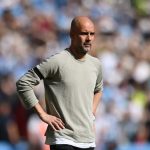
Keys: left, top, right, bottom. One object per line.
{"left": 36, "top": 50, "right": 68, "bottom": 71}
{"left": 46, "top": 50, "right": 68, "bottom": 62}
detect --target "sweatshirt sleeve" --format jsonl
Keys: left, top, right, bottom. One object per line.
{"left": 16, "top": 68, "right": 41, "bottom": 109}
{"left": 16, "top": 57, "right": 60, "bottom": 109}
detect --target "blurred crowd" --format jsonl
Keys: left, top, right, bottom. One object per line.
{"left": 0, "top": 0, "right": 150, "bottom": 150}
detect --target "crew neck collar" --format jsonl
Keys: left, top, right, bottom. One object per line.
{"left": 65, "top": 48, "right": 87, "bottom": 62}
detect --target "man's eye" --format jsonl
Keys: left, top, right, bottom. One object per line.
{"left": 80, "top": 32, "right": 88, "bottom": 35}
{"left": 80, "top": 32, "right": 95, "bottom": 35}
{"left": 90, "top": 33, "right": 95, "bottom": 36}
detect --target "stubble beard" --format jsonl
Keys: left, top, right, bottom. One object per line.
{"left": 81, "top": 44, "right": 91, "bottom": 54}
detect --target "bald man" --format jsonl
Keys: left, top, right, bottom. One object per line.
{"left": 16, "top": 16, "right": 103, "bottom": 150}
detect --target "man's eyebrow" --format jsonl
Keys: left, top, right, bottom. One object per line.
{"left": 90, "top": 32, "right": 95, "bottom": 35}
{"left": 80, "top": 32, "right": 95, "bottom": 35}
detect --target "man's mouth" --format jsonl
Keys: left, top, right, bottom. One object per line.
{"left": 84, "top": 44, "right": 91, "bottom": 47}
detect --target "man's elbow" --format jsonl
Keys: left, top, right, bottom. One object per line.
{"left": 16, "top": 78, "right": 28, "bottom": 93}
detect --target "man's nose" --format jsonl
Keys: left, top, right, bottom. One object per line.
{"left": 86, "top": 34, "right": 92, "bottom": 41}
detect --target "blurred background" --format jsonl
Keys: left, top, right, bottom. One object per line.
{"left": 0, "top": 0, "right": 150, "bottom": 150}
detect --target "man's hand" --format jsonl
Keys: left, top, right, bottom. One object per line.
{"left": 40, "top": 112, "right": 65, "bottom": 131}
{"left": 34, "top": 103, "right": 65, "bottom": 131}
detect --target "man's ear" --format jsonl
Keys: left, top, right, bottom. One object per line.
{"left": 70, "top": 30, "right": 73, "bottom": 38}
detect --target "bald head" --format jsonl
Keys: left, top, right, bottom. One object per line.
{"left": 70, "top": 16, "right": 94, "bottom": 35}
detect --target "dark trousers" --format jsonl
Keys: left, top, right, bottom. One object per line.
{"left": 50, "top": 144, "right": 94, "bottom": 150}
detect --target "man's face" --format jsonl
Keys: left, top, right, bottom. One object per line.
{"left": 71, "top": 22, "right": 95, "bottom": 54}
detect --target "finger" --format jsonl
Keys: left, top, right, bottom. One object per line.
{"left": 56, "top": 118, "right": 65, "bottom": 126}
{"left": 55, "top": 120, "right": 65, "bottom": 129}
{"left": 49, "top": 122, "right": 57, "bottom": 131}
{"left": 52, "top": 121, "right": 62, "bottom": 130}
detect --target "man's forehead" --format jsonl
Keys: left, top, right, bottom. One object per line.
{"left": 70, "top": 16, "right": 96, "bottom": 37}
{"left": 77, "top": 19, "right": 94, "bottom": 28}
{"left": 77, "top": 23, "right": 95, "bottom": 32}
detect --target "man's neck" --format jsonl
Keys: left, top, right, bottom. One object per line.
{"left": 69, "top": 47, "right": 86, "bottom": 60}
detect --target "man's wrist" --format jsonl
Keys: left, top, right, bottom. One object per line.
{"left": 92, "top": 114, "right": 96, "bottom": 121}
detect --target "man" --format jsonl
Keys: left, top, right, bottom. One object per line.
{"left": 16, "top": 16, "right": 103, "bottom": 150}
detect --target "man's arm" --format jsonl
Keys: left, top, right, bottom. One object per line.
{"left": 16, "top": 68, "right": 65, "bottom": 131}
{"left": 93, "top": 92, "right": 102, "bottom": 116}
{"left": 34, "top": 103, "right": 65, "bottom": 131}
